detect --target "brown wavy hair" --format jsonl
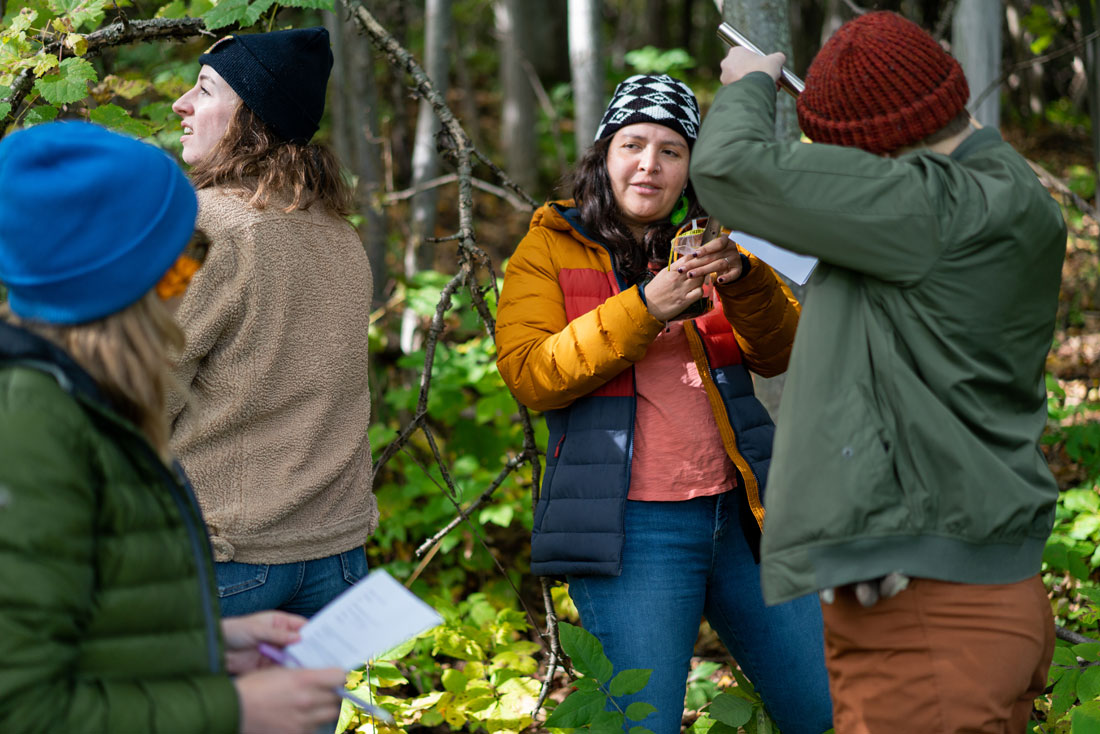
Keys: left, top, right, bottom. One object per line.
{"left": 188, "top": 103, "right": 353, "bottom": 216}
{"left": 571, "top": 135, "right": 704, "bottom": 283}
{"left": 2, "top": 293, "right": 184, "bottom": 461}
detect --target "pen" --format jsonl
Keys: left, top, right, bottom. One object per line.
{"left": 257, "top": 643, "right": 395, "bottom": 724}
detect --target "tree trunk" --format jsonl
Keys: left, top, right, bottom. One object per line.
{"left": 324, "top": 9, "right": 388, "bottom": 306}
{"left": 322, "top": 10, "right": 352, "bottom": 167}
{"left": 952, "top": 0, "right": 1002, "bottom": 128}
{"left": 496, "top": 0, "right": 537, "bottom": 194}
{"left": 569, "top": 0, "right": 603, "bottom": 153}
{"left": 1081, "top": 0, "right": 1100, "bottom": 212}
{"left": 717, "top": 0, "right": 801, "bottom": 420}
{"left": 401, "top": 0, "right": 451, "bottom": 353}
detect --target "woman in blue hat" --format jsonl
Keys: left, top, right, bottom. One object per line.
{"left": 0, "top": 121, "right": 346, "bottom": 733}
{"left": 168, "top": 28, "right": 377, "bottom": 618}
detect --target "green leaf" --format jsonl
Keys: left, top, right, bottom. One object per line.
{"left": 478, "top": 503, "right": 514, "bottom": 528}
{"left": 442, "top": 668, "right": 468, "bottom": 693}
{"left": 1071, "top": 700, "right": 1100, "bottom": 732}
{"left": 1056, "top": 645, "right": 1081, "bottom": 667}
{"left": 543, "top": 690, "right": 606, "bottom": 728}
{"left": 625, "top": 701, "right": 657, "bottom": 722}
{"left": 709, "top": 692, "right": 753, "bottom": 727}
{"left": 572, "top": 676, "right": 599, "bottom": 692}
{"left": 201, "top": 0, "right": 254, "bottom": 30}
{"left": 1052, "top": 668, "right": 1082, "bottom": 718}
{"left": 34, "top": 57, "right": 96, "bottom": 105}
{"left": 558, "top": 622, "right": 614, "bottom": 682}
{"left": 279, "top": 0, "right": 333, "bottom": 7}
{"left": 1071, "top": 550, "right": 1092, "bottom": 582}
{"left": 49, "top": 0, "right": 108, "bottom": 31}
{"left": 155, "top": 0, "right": 187, "bottom": 18}
{"left": 1080, "top": 666, "right": 1100, "bottom": 703}
{"left": 0, "top": 102, "right": 11, "bottom": 120}
{"left": 24, "top": 105, "right": 59, "bottom": 125}
{"left": 589, "top": 710, "right": 625, "bottom": 732}
{"left": 708, "top": 723, "right": 741, "bottom": 734}
{"left": 609, "top": 668, "right": 652, "bottom": 697}
{"left": 89, "top": 104, "right": 156, "bottom": 138}
{"left": 1075, "top": 644, "right": 1100, "bottom": 662}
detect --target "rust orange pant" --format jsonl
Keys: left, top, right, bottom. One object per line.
{"left": 820, "top": 575, "right": 1054, "bottom": 734}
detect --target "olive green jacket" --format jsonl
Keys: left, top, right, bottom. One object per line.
{"left": 0, "top": 322, "right": 238, "bottom": 732}
{"left": 691, "top": 73, "right": 1067, "bottom": 604}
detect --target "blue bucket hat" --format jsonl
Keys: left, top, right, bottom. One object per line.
{"left": 0, "top": 122, "right": 197, "bottom": 324}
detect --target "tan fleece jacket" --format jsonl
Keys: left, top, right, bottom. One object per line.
{"left": 169, "top": 187, "right": 377, "bottom": 564}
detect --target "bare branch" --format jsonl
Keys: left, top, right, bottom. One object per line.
{"left": 972, "top": 29, "right": 1100, "bottom": 112}
{"left": 415, "top": 455, "right": 525, "bottom": 557}
{"left": 385, "top": 171, "right": 533, "bottom": 211}
{"left": 1029, "top": 159, "right": 1100, "bottom": 223}
{"left": 1057, "top": 625, "right": 1100, "bottom": 646}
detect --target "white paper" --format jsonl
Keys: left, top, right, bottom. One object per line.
{"left": 285, "top": 569, "right": 443, "bottom": 670}
{"left": 728, "top": 230, "right": 818, "bottom": 286}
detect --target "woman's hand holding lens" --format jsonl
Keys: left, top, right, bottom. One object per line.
{"left": 643, "top": 256, "right": 707, "bottom": 322}
{"left": 683, "top": 235, "right": 743, "bottom": 285}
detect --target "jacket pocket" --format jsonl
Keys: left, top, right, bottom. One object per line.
{"left": 533, "top": 433, "right": 565, "bottom": 533}
{"left": 215, "top": 561, "right": 269, "bottom": 597}
{"left": 782, "top": 382, "right": 907, "bottom": 540}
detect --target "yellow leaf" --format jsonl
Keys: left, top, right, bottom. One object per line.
{"left": 32, "top": 54, "right": 59, "bottom": 77}
{"left": 65, "top": 34, "right": 87, "bottom": 57}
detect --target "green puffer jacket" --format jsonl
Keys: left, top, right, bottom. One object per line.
{"left": 691, "top": 73, "right": 1067, "bottom": 605}
{"left": 0, "top": 322, "right": 238, "bottom": 732}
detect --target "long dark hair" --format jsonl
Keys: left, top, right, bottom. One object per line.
{"left": 188, "top": 103, "right": 354, "bottom": 216}
{"left": 572, "top": 135, "right": 703, "bottom": 283}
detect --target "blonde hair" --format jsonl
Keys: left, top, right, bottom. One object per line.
{"left": 187, "top": 102, "right": 353, "bottom": 216}
{"left": 2, "top": 292, "right": 184, "bottom": 460}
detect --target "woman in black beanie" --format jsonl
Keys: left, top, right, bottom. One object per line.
{"left": 169, "top": 27, "right": 378, "bottom": 619}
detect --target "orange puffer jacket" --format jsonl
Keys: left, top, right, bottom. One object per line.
{"left": 496, "top": 201, "right": 799, "bottom": 576}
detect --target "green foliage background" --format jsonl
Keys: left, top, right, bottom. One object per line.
{"left": 2, "top": 1, "right": 1099, "bottom": 732}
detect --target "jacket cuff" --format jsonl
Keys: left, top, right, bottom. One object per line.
{"left": 717, "top": 253, "right": 766, "bottom": 295}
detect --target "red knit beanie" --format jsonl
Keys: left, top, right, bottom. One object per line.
{"left": 796, "top": 11, "right": 970, "bottom": 154}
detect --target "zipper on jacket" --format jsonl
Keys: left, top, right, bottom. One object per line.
{"left": 159, "top": 461, "right": 222, "bottom": 673}
{"left": 15, "top": 358, "right": 224, "bottom": 673}
{"left": 553, "top": 434, "right": 566, "bottom": 458}
{"left": 84, "top": 397, "right": 223, "bottom": 673}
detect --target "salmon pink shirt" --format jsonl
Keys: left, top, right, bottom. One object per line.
{"left": 628, "top": 318, "right": 737, "bottom": 501}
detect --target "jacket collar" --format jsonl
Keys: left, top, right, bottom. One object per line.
{"left": 0, "top": 319, "right": 111, "bottom": 409}
{"left": 950, "top": 127, "right": 1003, "bottom": 161}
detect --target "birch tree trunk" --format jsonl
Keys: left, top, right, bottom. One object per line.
{"left": 1081, "top": 0, "right": 1100, "bottom": 212}
{"left": 952, "top": 0, "right": 1002, "bottom": 128}
{"left": 569, "top": 0, "right": 603, "bottom": 153}
{"left": 496, "top": 0, "right": 537, "bottom": 194}
{"left": 401, "top": 0, "right": 451, "bottom": 353}
{"left": 716, "top": 0, "right": 800, "bottom": 420}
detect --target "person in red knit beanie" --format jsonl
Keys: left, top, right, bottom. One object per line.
{"left": 690, "top": 10, "right": 1066, "bottom": 733}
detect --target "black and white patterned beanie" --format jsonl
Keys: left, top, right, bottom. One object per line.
{"left": 594, "top": 74, "right": 701, "bottom": 147}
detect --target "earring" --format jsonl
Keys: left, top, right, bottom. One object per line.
{"left": 670, "top": 192, "right": 689, "bottom": 226}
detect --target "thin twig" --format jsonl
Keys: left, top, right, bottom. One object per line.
{"left": 520, "top": 55, "right": 569, "bottom": 181}
{"left": 385, "top": 171, "right": 533, "bottom": 210}
{"left": 1029, "top": 159, "right": 1100, "bottom": 223}
{"left": 415, "top": 455, "right": 525, "bottom": 557}
{"left": 972, "top": 29, "right": 1100, "bottom": 111}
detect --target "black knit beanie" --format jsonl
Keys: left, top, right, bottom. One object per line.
{"left": 199, "top": 27, "right": 333, "bottom": 144}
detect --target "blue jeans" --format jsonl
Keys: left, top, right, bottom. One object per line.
{"left": 567, "top": 494, "right": 833, "bottom": 734}
{"left": 215, "top": 547, "right": 368, "bottom": 618}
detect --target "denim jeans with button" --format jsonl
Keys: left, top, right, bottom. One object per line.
{"left": 567, "top": 493, "right": 833, "bottom": 734}
{"left": 215, "top": 546, "right": 368, "bottom": 618}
